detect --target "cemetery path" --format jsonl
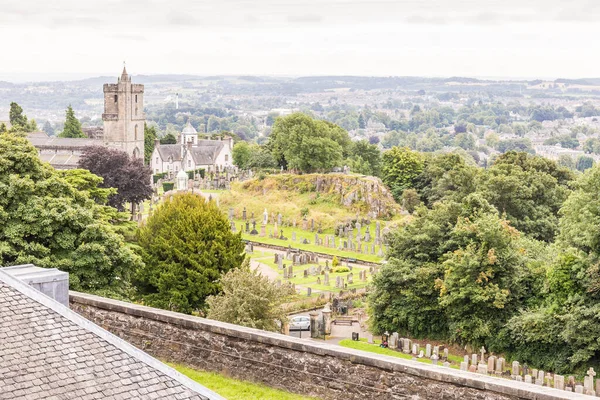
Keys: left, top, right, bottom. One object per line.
{"left": 250, "top": 259, "right": 280, "bottom": 281}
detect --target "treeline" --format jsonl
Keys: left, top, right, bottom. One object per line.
{"left": 370, "top": 148, "right": 600, "bottom": 373}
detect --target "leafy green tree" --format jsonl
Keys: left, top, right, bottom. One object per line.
{"left": 232, "top": 141, "right": 253, "bottom": 169}
{"left": 478, "top": 152, "right": 573, "bottom": 242}
{"left": 144, "top": 124, "right": 158, "bottom": 165}
{"left": 42, "top": 120, "right": 55, "bottom": 136}
{"left": 413, "top": 153, "right": 478, "bottom": 206}
{"left": 58, "top": 105, "right": 85, "bottom": 138}
{"left": 9, "top": 102, "right": 27, "bottom": 129}
{"left": 268, "top": 113, "right": 351, "bottom": 172}
{"left": 558, "top": 154, "right": 575, "bottom": 170}
{"left": 453, "top": 132, "right": 475, "bottom": 150}
{"left": 576, "top": 155, "right": 594, "bottom": 172}
{"left": 347, "top": 140, "right": 381, "bottom": 176}
{"left": 206, "top": 259, "right": 294, "bottom": 331}
{"left": 0, "top": 123, "right": 6, "bottom": 133}
{"left": 358, "top": 113, "right": 366, "bottom": 129}
{"left": 0, "top": 133, "right": 141, "bottom": 294}
{"left": 401, "top": 189, "right": 420, "bottom": 213}
{"left": 160, "top": 133, "right": 177, "bottom": 144}
{"left": 247, "top": 147, "right": 277, "bottom": 169}
{"left": 135, "top": 193, "right": 245, "bottom": 313}
{"left": 381, "top": 146, "right": 424, "bottom": 201}
{"left": 437, "top": 211, "right": 530, "bottom": 345}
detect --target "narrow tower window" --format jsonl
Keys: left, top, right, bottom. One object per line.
{"left": 135, "top": 95, "right": 138, "bottom": 103}
{"left": 114, "top": 95, "right": 118, "bottom": 103}
{"left": 135, "top": 125, "right": 138, "bottom": 141}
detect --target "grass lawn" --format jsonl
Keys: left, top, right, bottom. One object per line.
{"left": 172, "top": 364, "right": 319, "bottom": 400}
{"left": 338, "top": 339, "right": 461, "bottom": 369}
{"left": 251, "top": 251, "right": 372, "bottom": 295}
{"left": 237, "top": 218, "right": 385, "bottom": 263}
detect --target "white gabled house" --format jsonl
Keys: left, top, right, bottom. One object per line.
{"left": 151, "top": 122, "right": 233, "bottom": 175}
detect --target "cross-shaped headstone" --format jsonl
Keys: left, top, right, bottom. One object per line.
{"left": 588, "top": 367, "right": 596, "bottom": 380}
{"left": 480, "top": 346, "right": 486, "bottom": 363}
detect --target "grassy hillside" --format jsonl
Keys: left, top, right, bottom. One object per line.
{"left": 219, "top": 173, "right": 402, "bottom": 232}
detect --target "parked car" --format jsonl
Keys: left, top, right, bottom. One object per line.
{"left": 289, "top": 316, "right": 310, "bottom": 331}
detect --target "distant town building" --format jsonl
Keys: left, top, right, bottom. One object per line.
{"left": 151, "top": 122, "right": 233, "bottom": 175}
{"left": 28, "top": 67, "right": 145, "bottom": 169}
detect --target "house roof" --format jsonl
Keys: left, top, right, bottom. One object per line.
{"left": 28, "top": 134, "right": 103, "bottom": 149}
{"left": 157, "top": 144, "right": 182, "bottom": 162}
{"left": 0, "top": 269, "right": 222, "bottom": 400}
{"left": 188, "top": 141, "right": 224, "bottom": 165}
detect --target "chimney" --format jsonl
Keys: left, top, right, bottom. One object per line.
{"left": 1, "top": 264, "right": 69, "bottom": 306}
{"left": 154, "top": 138, "right": 160, "bottom": 148}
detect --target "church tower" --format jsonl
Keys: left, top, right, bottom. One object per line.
{"left": 102, "top": 66, "right": 145, "bottom": 159}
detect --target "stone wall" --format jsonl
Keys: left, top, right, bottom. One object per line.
{"left": 70, "top": 292, "right": 581, "bottom": 400}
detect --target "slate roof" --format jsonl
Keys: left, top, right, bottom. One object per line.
{"left": 28, "top": 135, "right": 103, "bottom": 149}
{"left": 156, "top": 144, "right": 182, "bottom": 162}
{"left": 0, "top": 270, "right": 222, "bottom": 400}
{"left": 188, "top": 141, "right": 224, "bottom": 165}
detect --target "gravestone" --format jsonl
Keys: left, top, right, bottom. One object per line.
{"left": 263, "top": 209, "right": 268, "bottom": 225}
{"left": 460, "top": 362, "right": 468, "bottom": 371}
{"left": 228, "top": 208, "right": 234, "bottom": 220}
{"left": 375, "top": 221, "right": 381, "bottom": 244}
{"left": 288, "top": 265, "right": 293, "bottom": 279}
{"left": 425, "top": 344, "right": 432, "bottom": 358}
{"left": 260, "top": 225, "right": 266, "bottom": 237}
{"left": 511, "top": 361, "right": 521, "bottom": 376}
{"left": 496, "top": 358, "right": 505, "bottom": 375}
{"left": 524, "top": 375, "right": 532, "bottom": 384}
{"left": 324, "top": 272, "right": 330, "bottom": 285}
{"left": 347, "top": 273, "right": 353, "bottom": 284}
{"left": 431, "top": 354, "right": 439, "bottom": 366}
{"left": 283, "top": 268, "right": 288, "bottom": 279}
{"left": 242, "top": 207, "right": 247, "bottom": 220}
{"left": 278, "top": 213, "right": 282, "bottom": 226}
{"left": 487, "top": 356, "right": 496, "bottom": 374}
{"left": 230, "top": 221, "right": 236, "bottom": 232}
{"left": 365, "top": 227, "right": 371, "bottom": 242}
{"left": 403, "top": 339, "right": 411, "bottom": 354}
{"left": 292, "top": 231, "right": 296, "bottom": 241}
{"left": 302, "top": 218, "right": 307, "bottom": 230}
{"left": 307, "top": 287, "right": 311, "bottom": 296}
{"left": 250, "top": 220, "right": 258, "bottom": 235}
{"left": 245, "top": 221, "right": 250, "bottom": 233}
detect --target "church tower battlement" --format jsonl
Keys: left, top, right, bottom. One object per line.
{"left": 102, "top": 66, "right": 145, "bottom": 159}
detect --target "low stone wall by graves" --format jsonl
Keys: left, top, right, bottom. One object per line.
{"left": 69, "top": 291, "right": 584, "bottom": 400}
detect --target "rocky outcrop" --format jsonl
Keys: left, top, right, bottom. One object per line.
{"left": 242, "top": 174, "right": 400, "bottom": 218}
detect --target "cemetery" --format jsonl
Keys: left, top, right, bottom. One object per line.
{"left": 250, "top": 249, "right": 374, "bottom": 295}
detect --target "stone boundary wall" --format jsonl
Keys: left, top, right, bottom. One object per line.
{"left": 69, "top": 292, "right": 583, "bottom": 400}
{"left": 246, "top": 240, "right": 382, "bottom": 267}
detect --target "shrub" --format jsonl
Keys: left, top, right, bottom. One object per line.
{"left": 162, "top": 182, "right": 175, "bottom": 192}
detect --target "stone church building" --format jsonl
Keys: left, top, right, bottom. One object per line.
{"left": 29, "top": 67, "right": 145, "bottom": 169}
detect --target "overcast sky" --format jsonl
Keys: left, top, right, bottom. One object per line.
{"left": 2, "top": 0, "right": 599, "bottom": 81}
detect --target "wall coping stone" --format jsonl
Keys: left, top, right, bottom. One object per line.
{"left": 70, "top": 291, "right": 586, "bottom": 400}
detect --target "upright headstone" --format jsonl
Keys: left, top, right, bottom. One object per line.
{"left": 288, "top": 265, "right": 293, "bottom": 279}
{"left": 554, "top": 375, "right": 565, "bottom": 390}
{"left": 307, "top": 287, "right": 312, "bottom": 296}
{"left": 292, "top": 231, "right": 296, "bottom": 241}
{"left": 471, "top": 354, "right": 477, "bottom": 366}
{"left": 324, "top": 272, "right": 330, "bottom": 285}
{"left": 242, "top": 207, "right": 247, "bottom": 220}
{"left": 460, "top": 362, "right": 468, "bottom": 371}
{"left": 375, "top": 221, "right": 381, "bottom": 244}
{"left": 425, "top": 344, "right": 432, "bottom": 358}
{"left": 277, "top": 213, "right": 282, "bottom": 226}
{"left": 487, "top": 356, "right": 496, "bottom": 375}
{"left": 494, "top": 358, "right": 503, "bottom": 375}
